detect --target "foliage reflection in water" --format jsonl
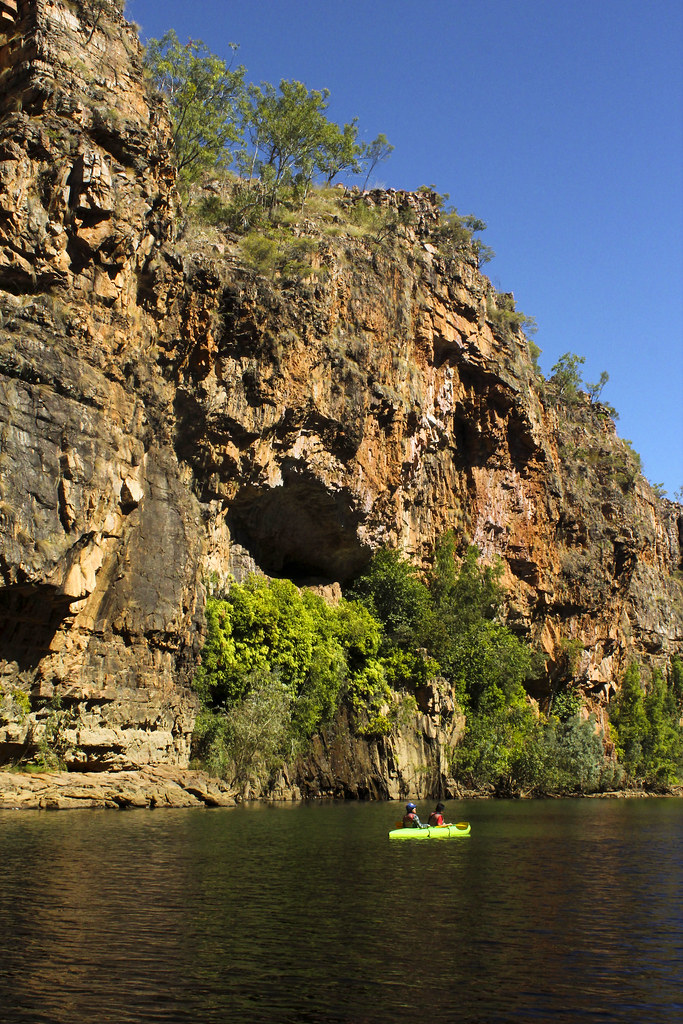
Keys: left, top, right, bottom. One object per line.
{"left": 0, "top": 798, "right": 681, "bottom": 1023}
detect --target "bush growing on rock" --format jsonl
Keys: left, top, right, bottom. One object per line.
{"left": 144, "top": 33, "right": 393, "bottom": 208}
{"left": 144, "top": 30, "right": 246, "bottom": 184}
{"left": 610, "top": 663, "right": 683, "bottom": 789}
{"left": 191, "top": 576, "right": 409, "bottom": 783}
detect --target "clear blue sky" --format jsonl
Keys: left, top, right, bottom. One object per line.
{"left": 127, "top": 0, "right": 683, "bottom": 497}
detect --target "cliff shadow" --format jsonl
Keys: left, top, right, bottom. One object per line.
{"left": 0, "top": 584, "right": 73, "bottom": 674}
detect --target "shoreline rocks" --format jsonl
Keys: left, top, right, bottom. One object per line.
{"left": 0, "top": 765, "right": 236, "bottom": 809}
{"left": 1, "top": 768, "right": 679, "bottom": 810}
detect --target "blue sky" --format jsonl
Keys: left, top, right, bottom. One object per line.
{"left": 127, "top": 0, "right": 683, "bottom": 497}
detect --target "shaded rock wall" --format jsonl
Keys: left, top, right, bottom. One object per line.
{"left": 0, "top": 1, "right": 681, "bottom": 786}
{"left": 274, "top": 685, "right": 465, "bottom": 801}
{"left": 0, "top": 0, "right": 201, "bottom": 766}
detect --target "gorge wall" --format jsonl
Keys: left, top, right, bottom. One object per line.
{"left": 1, "top": 0, "right": 681, "bottom": 791}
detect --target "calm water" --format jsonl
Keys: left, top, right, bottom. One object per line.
{"left": 0, "top": 798, "right": 681, "bottom": 1023}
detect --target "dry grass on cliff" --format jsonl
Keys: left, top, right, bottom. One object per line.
{"left": 179, "top": 174, "right": 430, "bottom": 282}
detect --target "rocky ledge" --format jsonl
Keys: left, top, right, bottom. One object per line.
{"left": 0, "top": 765, "right": 237, "bottom": 809}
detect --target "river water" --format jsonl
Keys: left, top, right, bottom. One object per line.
{"left": 0, "top": 798, "right": 681, "bottom": 1023}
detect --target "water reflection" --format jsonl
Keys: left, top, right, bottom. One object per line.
{"left": 0, "top": 799, "right": 681, "bottom": 1023}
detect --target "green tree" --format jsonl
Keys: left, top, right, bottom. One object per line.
{"left": 316, "top": 119, "right": 364, "bottom": 186}
{"left": 549, "top": 352, "right": 585, "bottom": 402}
{"left": 670, "top": 656, "right": 683, "bottom": 705}
{"left": 471, "top": 238, "right": 496, "bottom": 269}
{"left": 444, "top": 619, "right": 532, "bottom": 713}
{"left": 641, "top": 669, "right": 683, "bottom": 787}
{"left": 486, "top": 293, "right": 536, "bottom": 340}
{"left": 144, "top": 30, "right": 246, "bottom": 184}
{"left": 586, "top": 370, "right": 609, "bottom": 403}
{"left": 192, "top": 575, "right": 418, "bottom": 776}
{"left": 243, "top": 79, "right": 332, "bottom": 209}
{"left": 550, "top": 714, "right": 606, "bottom": 792}
{"left": 452, "top": 700, "right": 543, "bottom": 793}
{"left": 610, "top": 663, "right": 683, "bottom": 787}
{"left": 528, "top": 339, "right": 543, "bottom": 373}
{"left": 435, "top": 209, "right": 493, "bottom": 265}
{"left": 360, "top": 133, "right": 394, "bottom": 189}
{"left": 610, "top": 663, "right": 647, "bottom": 776}
{"left": 429, "top": 539, "right": 503, "bottom": 626}
{"left": 192, "top": 670, "right": 292, "bottom": 785}
{"left": 346, "top": 548, "right": 431, "bottom": 648}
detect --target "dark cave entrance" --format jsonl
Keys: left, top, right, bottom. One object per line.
{"left": 227, "top": 478, "right": 373, "bottom": 585}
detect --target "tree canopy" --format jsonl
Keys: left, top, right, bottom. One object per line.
{"left": 144, "top": 30, "right": 246, "bottom": 182}
{"left": 192, "top": 541, "right": 682, "bottom": 796}
{"left": 144, "top": 33, "right": 392, "bottom": 200}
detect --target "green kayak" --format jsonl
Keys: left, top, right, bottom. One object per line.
{"left": 388, "top": 822, "right": 471, "bottom": 840}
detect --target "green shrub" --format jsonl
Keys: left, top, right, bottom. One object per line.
{"left": 549, "top": 714, "right": 606, "bottom": 792}
{"left": 192, "top": 576, "right": 414, "bottom": 777}
{"left": 610, "top": 663, "right": 683, "bottom": 788}
{"left": 346, "top": 548, "right": 431, "bottom": 648}
{"left": 548, "top": 352, "right": 585, "bottom": 403}
{"left": 237, "top": 230, "right": 319, "bottom": 280}
{"left": 192, "top": 671, "right": 292, "bottom": 786}
{"left": 452, "top": 706, "right": 614, "bottom": 796}
{"left": 195, "top": 194, "right": 235, "bottom": 226}
{"left": 34, "top": 696, "right": 74, "bottom": 771}
{"left": 280, "top": 237, "right": 318, "bottom": 280}
{"left": 451, "top": 700, "right": 543, "bottom": 794}
{"left": 239, "top": 232, "right": 280, "bottom": 275}
{"left": 528, "top": 339, "right": 543, "bottom": 373}
{"left": 433, "top": 209, "right": 493, "bottom": 266}
{"left": 192, "top": 544, "right": 683, "bottom": 796}
{"left": 6, "top": 687, "right": 31, "bottom": 719}
{"left": 614, "top": 439, "right": 643, "bottom": 489}
{"left": 487, "top": 296, "right": 537, "bottom": 339}
{"left": 550, "top": 686, "right": 583, "bottom": 721}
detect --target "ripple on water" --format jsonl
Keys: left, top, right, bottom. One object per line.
{"left": 0, "top": 799, "right": 681, "bottom": 1023}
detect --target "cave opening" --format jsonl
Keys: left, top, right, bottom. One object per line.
{"left": 227, "top": 478, "right": 372, "bottom": 586}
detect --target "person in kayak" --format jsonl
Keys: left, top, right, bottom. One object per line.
{"left": 428, "top": 802, "right": 446, "bottom": 827}
{"left": 402, "top": 802, "right": 427, "bottom": 828}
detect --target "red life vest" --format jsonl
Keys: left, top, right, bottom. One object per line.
{"left": 428, "top": 811, "right": 444, "bottom": 827}
{"left": 403, "top": 811, "right": 420, "bottom": 828}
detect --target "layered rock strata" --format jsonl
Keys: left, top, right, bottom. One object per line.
{"left": 0, "top": 0, "right": 199, "bottom": 766}
{"left": 0, "top": 764, "right": 236, "bottom": 808}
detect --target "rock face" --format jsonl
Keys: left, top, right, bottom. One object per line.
{"left": 175, "top": 187, "right": 683, "bottom": 700}
{"left": 0, "top": 764, "right": 236, "bottom": 809}
{"left": 0, "top": 0, "right": 199, "bottom": 766}
{"left": 1, "top": 1, "right": 681, "bottom": 787}
{"left": 277, "top": 687, "right": 465, "bottom": 801}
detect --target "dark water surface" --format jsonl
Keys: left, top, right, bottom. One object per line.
{"left": 0, "top": 798, "right": 681, "bottom": 1023}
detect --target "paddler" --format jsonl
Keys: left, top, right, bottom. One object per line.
{"left": 428, "top": 802, "right": 446, "bottom": 827}
{"left": 402, "top": 802, "right": 427, "bottom": 828}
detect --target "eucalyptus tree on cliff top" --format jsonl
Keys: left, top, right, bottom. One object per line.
{"left": 143, "top": 30, "right": 392, "bottom": 204}
{"left": 144, "top": 29, "right": 246, "bottom": 183}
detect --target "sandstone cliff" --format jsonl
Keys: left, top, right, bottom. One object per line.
{"left": 1, "top": 1, "right": 681, "bottom": 792}
{"left": 0, "top": 0, "right": 199, "bottom": 766}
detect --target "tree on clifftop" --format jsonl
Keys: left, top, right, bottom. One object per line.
{"left": 240, "top": 79, "right": 334, "bottom": 208}
{"left": 145, "top": 32, "right": 393, "bottom": 207}
{"left": 144, "top": 30, "right": 246, "bottom": 183}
